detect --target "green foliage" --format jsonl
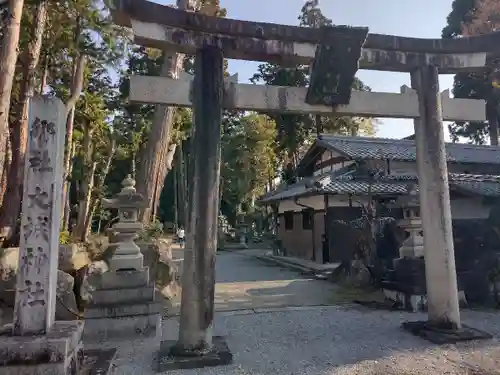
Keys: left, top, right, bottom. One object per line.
{"left": 220, "top": 113, "right": 278, "bottom": 223}
{"left": 250, "top": 0, "right": 375, "bottom": 165}
{"left": 138, "top": 220, "right": 164, "bottom": 242}
{"left": 59, "top": 231, "right": 71, "bottom": 245}
{"left": 443, "top": 0, "right": 500, "bottom": 144}
{"left": 442, "top": 0, "right": 476, "bottom": 38}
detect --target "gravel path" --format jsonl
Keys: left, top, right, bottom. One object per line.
{"left": 109, "top": 307, "right": 500, "bottom": 375}
{"left": 106, "top": 251, "right": 500, "bottom": 374}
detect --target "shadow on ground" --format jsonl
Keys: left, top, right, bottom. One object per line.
{"left": 150, "top": 307, "right": 500, "bottom": 375}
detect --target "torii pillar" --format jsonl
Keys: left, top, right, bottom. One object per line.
{"left": 404, "top": 64, "right": 491, "bottom": 342}
{"left": 157, "top": 46, "right": 233, "bottom": 371}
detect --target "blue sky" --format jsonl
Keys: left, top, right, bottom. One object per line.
{"left": 157, "top": 0, "right": 457, "bottom": 140}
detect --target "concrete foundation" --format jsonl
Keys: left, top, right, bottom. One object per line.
{"left": 0, "top": 321, "right": 83, "bottom": 375}
{"left": 402, "top": 321, "right": 492, "bottom": 344}
{"left": 84, "top": 268, "right": 162, "bottom": 340}
{"left": 157, "top": 336, "right": 233, "bottom": 372}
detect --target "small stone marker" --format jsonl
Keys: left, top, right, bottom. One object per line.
{"left": 102, "top": 175, "right": 147, "bottom": 271}
{"left": 0, "top": 96, "right": 85, "bottom": 375}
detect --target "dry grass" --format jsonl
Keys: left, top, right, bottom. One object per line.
{"left": 332, "top": 282, "right": 385, "bottom": 304}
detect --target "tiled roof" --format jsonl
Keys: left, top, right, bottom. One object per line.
{"left": 258, "top": 171, "right": 500, "bottom": 203}
{"left": 448, "top": 173, "right": 500, "bottom": 197}
{"left": 321, "top": 178, "right": 411, "bottom": 195}
{"left": 317, "top": 135, "right": 500, "bottom": 165}
{"left": 259, "top": 173, "right": 329, "bottom": 203}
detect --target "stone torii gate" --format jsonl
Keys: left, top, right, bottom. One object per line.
{"left": 110, "top": 0, "right": 498, "bottom": 369}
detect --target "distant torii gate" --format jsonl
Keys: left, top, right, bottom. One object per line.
{"left": 110, "top": 0, "right": 499, "bottom": 369}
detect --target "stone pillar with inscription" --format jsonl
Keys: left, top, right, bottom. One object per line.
{"left": 0, "top": 97, "right": 84, "bottom": 375}
{"left": 83, "top": 175, "right": 162, "bottom": 340}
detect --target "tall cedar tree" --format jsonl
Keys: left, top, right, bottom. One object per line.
{"left": 443, "top": 0, "right": 500, "bottom": 145}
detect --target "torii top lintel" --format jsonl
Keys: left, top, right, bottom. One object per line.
{"left": 110, "top": 0, "right": 500, "bottom": 72}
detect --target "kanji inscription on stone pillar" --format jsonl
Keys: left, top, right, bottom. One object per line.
{"left": 13, "top": 96, "right": 67, "bottom": 336}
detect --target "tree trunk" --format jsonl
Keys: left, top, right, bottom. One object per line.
{"left": 173, "top": 148, "right": 179, "bottom": 231}
{"left": 176, "top": 141, "right": 187, "bottom": 228}
{"left": 39, "top": 54, "right": 48, "bottom": 94}
{"left": 150, "top": 141, "right": 167, "bottom": 221}
{"left": 74, "top": 158, "right": 96, "bottom": 242}
{"left": 73, "top": 125, "right": 96, "bottom": 241}
{"left": 86, "top": 138, "right": 116, "bottom": 238}
{"left": 82, "top": 198, "right": 95, "bottom": 240}
{"left": 136, "top": 53, "right": 182, "bottom": 223}
{"left": 0, "top": 0, "right": 24, "bottom": 216}
{"left": 0, "top": 137, "right": 11, "bottom": 207}
{"left": 61, "top": 55, "right": 86, "bottom": 231}
{"left": 0, "top": 0, "right": 47, "bottom": 243}
{"left": 151, "top": 142, "right": 177, "bottom": 220}
{"left": 135, "top": 0, "right": 200, "bottom": 225}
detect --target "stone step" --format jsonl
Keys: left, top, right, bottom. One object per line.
{"left": 90, "top": 286, "right": 155, "bottom": 306}
{"left": 83, "top": 313, "right": 161, "bottom": 341}
{"left": 85, "top": 300, "right": 163, "bottom": 319}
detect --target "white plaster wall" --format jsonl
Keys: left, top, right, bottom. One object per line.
{"left": 278, "top": 196, "right": 324, "bottom": 212}
{"left": 312, "top": 150, "right": 355, "bottom": 176}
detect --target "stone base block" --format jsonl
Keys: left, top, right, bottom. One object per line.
{"left": 83, "top": 313, "right": 161, "bottom": 341}
{"left": 402, "top": 321, "right": 492, "bottom": 344}
{"left": 157, "top": 336, "right": 233, "bottom": 372}
{"left": 85, "top": 300, "right": 163, "bottom": 319}
{"left": 82, "top": 348, "right": 117, "bottom": 375}
{"left": 383, "top": 289, "right": 427, "bottom": 312}
{"left": 109, "top": 252, "right": 144, "bottom": 272}
{"left": 0, "top": 321, "right": 83, "bottom": 375}
{"left": 383, "top": 288, "right": 468, "bottom": 312}
{"left": 91, "top": 285, "right": 155, "bottom": 305}
{"left": 93, "top": 268, "right": 150, "bottom": 290}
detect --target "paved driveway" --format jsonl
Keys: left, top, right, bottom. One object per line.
{"left": 170, "top": 250, "right": 341, "bottom": 313}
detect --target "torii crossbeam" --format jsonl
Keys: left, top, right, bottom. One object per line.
{"left": 109, "top": 0, "right": 500, "bottom": 72}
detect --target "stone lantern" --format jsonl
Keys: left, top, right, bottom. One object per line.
{"left": 102, "top": 175, "right": 148, "bottom": 271}
{"left": 397, "top": 184, "right": 424, "bottom": 258}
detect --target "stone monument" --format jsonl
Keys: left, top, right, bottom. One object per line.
{"left": 84, "top": 175, "right": 162, "bottom": 340}
{"left": 0, "top": 97, "right": 84, "bottom": 374}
